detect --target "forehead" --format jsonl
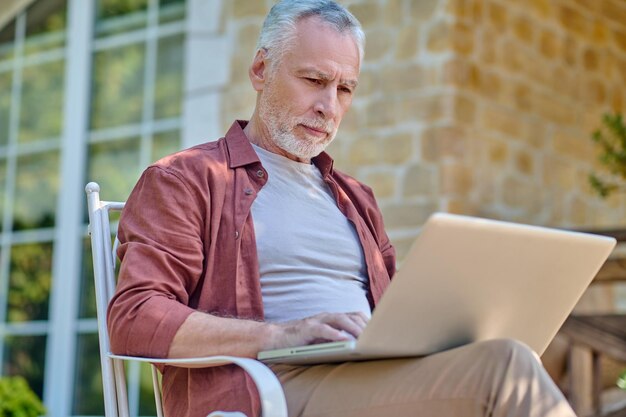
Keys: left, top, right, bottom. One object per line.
{"left": 282, "top": 16, "right": 360, "bottom": 81}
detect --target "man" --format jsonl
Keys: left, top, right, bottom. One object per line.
{"left": 108, "top": 1, "right": 577, "bottom": 416}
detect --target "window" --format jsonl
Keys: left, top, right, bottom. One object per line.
{"left": 0, "top": 0, "right": 186, "bottom": 415}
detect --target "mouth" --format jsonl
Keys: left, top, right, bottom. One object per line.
{"left": 300, "top": 124, "right": 329, "bottom": 138}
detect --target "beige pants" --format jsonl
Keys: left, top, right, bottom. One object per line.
{"left": 271, "top": 339, "right": 576, "bottom": 417}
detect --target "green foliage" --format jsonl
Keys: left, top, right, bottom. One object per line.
{"left": 589, "top": 112, "right": 626, "bottom": 198}
{"left": 0, "top": 376, "right": 46, "bottom": 417}
{"left": 619, "top": 369, "right": 626, "bottom": 390}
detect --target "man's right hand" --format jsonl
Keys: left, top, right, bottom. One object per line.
{"left": 169, "top": 310, "right": 369, "bottom": 359}
{"left": 266, "top": 311, "right": 369, "bottom": 350}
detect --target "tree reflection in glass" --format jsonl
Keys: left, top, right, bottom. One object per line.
{"left": 19, "top": 60, "right": 65, "bottom": 143}
{"left": 90, "top": 44, "right": 146, "bottom": 130}
{"left": 7, "top": 241, "right": 53, "bottom": 322}
{"left": 2, "top": 335, "right": 47, "bottom": 399}
{"left": 87, "top": 137, "right": 141, "bottom": 203}
{"left": 12, "top": 151, "right": 59, "bottom": 231}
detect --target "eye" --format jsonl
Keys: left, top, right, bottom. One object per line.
{"left": 305, "top": 77, "right": 322, "bottom": 85}
{"left": 339, "top": 86, "right": 353, "bottom": 94}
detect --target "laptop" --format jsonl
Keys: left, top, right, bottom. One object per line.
{"left": 258, "top": 212, "right": 616, "bottom": 365}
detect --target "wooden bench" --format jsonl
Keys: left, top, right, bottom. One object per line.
{"left": 561, "top": 228, "right": 626, "bottom": 417}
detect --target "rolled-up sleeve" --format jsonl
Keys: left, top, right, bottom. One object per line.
{"left": 107, "top": 165, "right": 207, "bottom": 358}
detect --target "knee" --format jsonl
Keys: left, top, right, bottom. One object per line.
{"left": 477, "top": 338, "right": 540, "bottom": 368}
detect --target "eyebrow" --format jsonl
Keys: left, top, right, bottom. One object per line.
{"left": 296, "top": 68, "right": 359, "bottom": 89}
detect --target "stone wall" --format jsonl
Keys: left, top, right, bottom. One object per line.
{"left": 217, "top": 0, "right": 626, "bottom": 260}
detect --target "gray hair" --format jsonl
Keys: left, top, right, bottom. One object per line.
{"left": 256, "top": 0, "right": 365, "bottom": 69}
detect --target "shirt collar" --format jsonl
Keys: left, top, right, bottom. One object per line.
{"left": 225, "top": 119, "right": 335, "bottom": 176}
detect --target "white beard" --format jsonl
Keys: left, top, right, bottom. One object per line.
{"left": 258, "top": 84, "right": 337, "bottom": 160}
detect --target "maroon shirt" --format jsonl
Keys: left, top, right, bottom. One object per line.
{"left": 108, "top": 121, "right": 396, "bottom": 417}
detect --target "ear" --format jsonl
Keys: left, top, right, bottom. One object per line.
{"left": 249, "top": 49, "right": 268, "bottom": 92}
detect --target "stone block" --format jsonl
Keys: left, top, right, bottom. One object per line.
{"left": 443, "top": 198, "right": 476, "bottom": 215}
{"left": 396, "top": 94, "right": 448, "bottom": 124}
{"left": 348, "top": 132, "right": 413, "bottom": 165}
{"left": 421, "top": 125, "right": 467, "bottom": 161}
{"left": 601, "top": 0, "right": 626, "bottom": 29}
{"left": 528, "top": 0, "right": 551, "bottom": 18}
{"left": 567, "top": 196, "right": 589, "bottom": 225}
{"left": 384, "top": 0, "right": 404, "bottom": 25}
{"left": 582, "top": 48, "right": 600, "bottom": 71}
{"left": 531, "top": 92, "right": 576, "bottom": 125}
{"left": 364, "top": 97, "right": 397, "bottom": 128}
{"left": 512, "top": 14, "right": 534, "bottom": 44}
{"left": 452, "top": 21, "right": 475, "bottom": 56}
{"left": 611, "top": 28, "right": 626, "bottom": 54}
{"left": 562, "top": 36, "right": 579, "bottom": 67}
{"left": 364, "top": 28, "right": 393, "bottom": 61}
{"left": 486, "top": 135, "right": 508, "bottom": 165}
{"left": 558, "top": 5, "right": 590, "bottom": 39}
{"left": 382, "top": 201, "right": 438, "bottom": 230}
{"left": 514, "top": 149, "right": 534, "bottom": 176}
{"left": 480, "top": 105, "right": 524, "bottom": 138}
{"left": 233, "top": 0, "right": 267, "bottom": 18}
{"left": 502, "top": 176, "right": 537, "bottom": 211}
{"left": 362, "top": 171, "right": 396, "bottom": 199}
{"left": 542, "top": 155, "right": 576, "bottom": 192}
{"left": 539, "top": 29, "right": 561, "bottom": 59}
{"left": 349, "top": 1, "right": 382, "bottom": 28}
{"left": 395, "top": 24, "right": 420, "bottom": 60}
{"left": 582, "top": 78, "right": 607, "bottom": 107}
{"left": 380, "top": 63, "right": 424, "bottom": 93}
{"left": 512, "top": 82, "right": 532, "bottom": 112}
{"left": 403, "top": 163, "right": 438, "bottom": 197}
{"left": 523, "top": 118, "right": 548, "bottom": 149}
{"left": 453, "top": 94, "right": 477, "bottom": 124}
{"left": 441, "top": 162, "right": 473, "bottom": 195}
{"left": 487, "top": 1, "right": 508, "bottom": 31}
{"left": 427, "top": 20, "right": 452, "bottom": 53}
{"left": 409, "top": 0, "right": 440, "bottom": 21}
{"left": 553, "top": 129, "right": 594, "bottom": 162}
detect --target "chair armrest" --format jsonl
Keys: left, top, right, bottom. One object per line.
{"left": 109, "top": 354, "right": 288, "bottom": 417}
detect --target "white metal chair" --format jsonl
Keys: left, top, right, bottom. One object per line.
{"left": 85, "top": 182, "right": 288, "bottom": 417}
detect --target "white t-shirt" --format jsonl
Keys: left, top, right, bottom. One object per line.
{"left": 251, "top": 144, "right": 371, "bottom": 322}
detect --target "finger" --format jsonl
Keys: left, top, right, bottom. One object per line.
{"left": 322, "top": 313, "right": 365, "bottom": 338}
{"left": 309, "top": 322, "right": 355, "bottom": 343}
{"left": 347, "top": 311, "right": 369, "bottom": 330}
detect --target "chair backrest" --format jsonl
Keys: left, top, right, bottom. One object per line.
{"left": 85, "top": 182, "right": 129, "bottom": 417}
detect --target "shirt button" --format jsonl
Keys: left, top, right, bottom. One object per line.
{"left": 235, "top": 231, "right": 239, "bottom": 239}
{"left": 256, "top": 169, "right": 265, "bottom": 178}
{"left": 244, "top": 188, "right": 253, "bottom": 195}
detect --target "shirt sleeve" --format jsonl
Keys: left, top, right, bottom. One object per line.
{"left": 107, "top": 165, "right": 206, "bottom": 358}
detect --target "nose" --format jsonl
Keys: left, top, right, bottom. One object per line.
{"left": 313, "top": 86, "right": 338, "bottom": 120}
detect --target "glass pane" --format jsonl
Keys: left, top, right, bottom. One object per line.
{"left": 0, "top": 71, "right": 12, "bottom": 146}
{"left": 72, "top": 333, "right": 104, "bottom": 415}
{"left": 159, "top": 0, "right": 186, "bottom": 24}
{"left": 87, "top": 137, "right": 141, "bottom": 202}
{"left": 19, "top": 60, "right": 65, "bottom": 143}
{"left": 0, "top": 159, "right": 6, "bottom": 232}
{"left": 7, "top": 242, "right": 53, "bottom": 322}
{"left": 24, "top": 0, "right": 67, "bottom": 55}
{"left": 2, "top": 335, "right": 47, "bottom": 399}
{"left": 13, "top": 151, "right": 59, "bottom": 231}
{"left": 152, "top": 130, "right": 180, "bottom": 161}
{"left": 0, "top": 20, "right": 15, "bottom": 63}
{"left": 95, "top": 0, "right": 148, "bottom": 38}
{"left": 154, "top": 34, "right": 184, "bottom": 120}
{"left": 90, "top": 44, "right": 145, "bottom": 130}
{"left": 78, "top": 237, "right": 96, "bottom": 319}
